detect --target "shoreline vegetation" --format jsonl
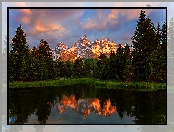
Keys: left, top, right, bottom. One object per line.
{"left": 9, "top": 78, "right": 167, "bottom": 91}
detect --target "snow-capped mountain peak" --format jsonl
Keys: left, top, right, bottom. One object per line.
{"left": 52, "top": 35, "right": 129, "bottom": 62}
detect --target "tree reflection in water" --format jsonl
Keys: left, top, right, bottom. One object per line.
{"left": 9, "top": 84, "right": 166, "bottom": 124}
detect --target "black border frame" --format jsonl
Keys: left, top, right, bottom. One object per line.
{"left": 7, "top": 6, "right": 167, "bottom": 125}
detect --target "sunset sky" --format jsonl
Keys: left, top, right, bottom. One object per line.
{"left": 8, "top": 8, "right": 166, "bottom": 49}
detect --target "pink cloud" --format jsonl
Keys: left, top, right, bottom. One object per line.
{"left": 81, "top": 18, "right": 98, "bottom": 30}
{"left": 21, "top": 16, "right": 30, "bottom": 23}
{"left": 18, "top": 9, "right": 32, "bottom": 23}
{"left": 106, "top": 10, "right": 119, "bottom": 26}
{"left": 13, "top": 9, "right": 82, "bottom": 25}
{"left": 34, "top": 20, "right": 48, "bottom": 32}
{"left": 50, "top": 23, "right": 66, "bottom": 32}
{"left": 32, "top": 20, "right": 66, "bottom": 34}
{"left": 81, "top": 9, "right": 157, "bottom": 31}
{"left": 118, "top": 9, "right": 154, "bottom": 21}
{"left": 81, "top": 9, "right": 119, "bottom": 30}
{"left": 9, "top": 9, "right": 33, "bottom": 24}
{"left": 11, "top": 9, "right": 76, "bottom": 37}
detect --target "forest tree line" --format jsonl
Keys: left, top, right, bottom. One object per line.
{"left": 9, "top": 10, "right": 167, "bottom": 83}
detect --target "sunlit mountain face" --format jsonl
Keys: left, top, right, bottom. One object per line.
{"left": 52, "top": 35, "right": 133, "bottom": 62}
{"left": 54, "top": 94, "right": 117, "bottom": 119}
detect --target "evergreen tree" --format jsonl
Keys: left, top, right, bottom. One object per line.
{"left": 131, "top": 10, "right": 157, "bottom": 82}
{"left": 156, "top": 22, "right": 162, "bottom": 46}
{"left": 100, "top": 58, "right": 110, "bottom": 80}
{"left": 97, "top": 53, "right": 109, "bottom": 80}
{"left": 64, "top": 60, "right": 74, "bottom": 78}
{"left": 29, "top": 46, "right": 40, "bottom": 81}
{"left": 148, "top": 44, "right": 165, "bottom": 82}
{"left": 31, "top": 46, "right": 38, "bottom": 55}
{"left": 108, "top": 51, "right": 117, "bottom": 79}
{"left": 115, "top": 44, "right": 125, "bottom": 80}
{"left": 73, "top": 58, "right": 85, "bottom": 78}
{"left": 84, "top": 58, "right": 99, "bottom": 79}
{"left": 147, "top": 22, "right": 166, "bottom": 82}
{"left": 123, "top": 43, "right": 133, "bottom": 82}
{"left": 37, "top": 38, "right": 52, "bottom": 59}
{"left": 36, "top": 38, "right": 53, "bottom": 80}
{"left": 9, "top": 24, "right": 31, "bottom": 81}
{"left": 84, "top": 58, "right": 96, "bottom": 78}
{"left": 56, "top": 59, "right": 65, "bottom": 78}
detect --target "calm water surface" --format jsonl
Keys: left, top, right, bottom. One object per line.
{"left": 9, "top": 84, "right": 166, "bottom": 124}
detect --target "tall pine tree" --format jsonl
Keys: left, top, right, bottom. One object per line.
{"left": 131, "top": 10, "right": 157, "bottom": 82}
{"left": 123, "top": 43, "right": 133, "bottom": 82}
{"left": 9, "top": 24, "right": 31, "bottom": 81}
{"left": 36, "top": 38, "right": 53, "bottom": 80}
{"left": 115, "top": 44, "right": 125, "bottom": 80}
{"left": 108, "top": 50, "right": 117, "bottom": 79}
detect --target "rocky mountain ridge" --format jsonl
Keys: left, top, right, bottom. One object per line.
{"left": 52, "top": 35, "right": 131, "bottom": 61}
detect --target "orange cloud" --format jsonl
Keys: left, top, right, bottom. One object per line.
{"left": 19, "top": 9, "right": 32, "bottom": 24}
{"left": 50, "top": 23, "right": 65, "bottom": 31}
{"left": 33, "top": 20, "right": 66, "bottom": 35}
{"left": 21, "top": 16, "right": 30, "bottom": 23}
{"left": 34, "top": 20, "right": 47, "bottom": 32}
{"left": 35, "top": 25, "right": 48, "bottom": 32}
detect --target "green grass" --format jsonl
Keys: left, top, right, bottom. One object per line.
{"left": 9, "top": 78, "right": 94, "bottom": 88}
{"left": 9, "top": 78, "right": 166, "bottom": 91}
{"left": 94, "top": 80, "right": 166, "bottom": 91}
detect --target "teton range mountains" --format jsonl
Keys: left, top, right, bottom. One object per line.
{"left": 51, "top": 35, "right": 133, "bottom": 61}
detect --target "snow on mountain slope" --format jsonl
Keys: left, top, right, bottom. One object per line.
{"left": 52, "top": 42, "right": 68, "bottom": 61}
{"left": 52, "top": 35, "right": 128, "bottom": 62}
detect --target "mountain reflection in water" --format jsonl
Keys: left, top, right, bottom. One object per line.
{"left": 54, "top": 95, "right": 117, "bottom": 119}
{"left": 9, "top": 83, "right": 166, "bottom": 124}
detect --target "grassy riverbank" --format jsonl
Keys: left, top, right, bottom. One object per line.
{"left": 9, "top": 78, "right": 94, "bottom": 88}
{"left": 9, "top": 78, "right": 166, "bottom": 91}
{"left": 94, "top": 79, "right": 166, "bottom": 91}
